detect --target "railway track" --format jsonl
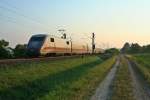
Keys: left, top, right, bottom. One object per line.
{"left": 0, "top": 55, "right": 83, "bottom": 65}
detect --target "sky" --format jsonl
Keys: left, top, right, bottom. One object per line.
{"left": 0, "top": 0, "right": 150, "bottom": 48}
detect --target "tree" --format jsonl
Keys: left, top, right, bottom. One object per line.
{"left": 105, "top": 48, "right": 120, "bottom": 55}
{"left": 100, "top": 48, "right": 119, "bottom": 60}
{"left": 0, "top": 39, "right": 12, "bottom": 59}
{"left": 129, "top": 43, "right": 142, "bottom": 54}
{"left": 142, "top": 45, "right": 150, "bottom": 53}
{"left": 121, "top": 42, "right": 150, "bottom": 54}
{"left": 14, "top": 44, "right": 27, "bottom": 58}
{"left": 121, "top": 42, "right": 130, "bottom": 53}
{"left": 0, "top": 39, "right": 9, "bottom": 47}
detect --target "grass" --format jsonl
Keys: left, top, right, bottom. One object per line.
{"left": 111, "top": 56, "right": 134, "bottom": 100}
{"left": 0, "top": 56, "right": 116, "bottom": 100}
{"left": 130, "top": 54, "right": 150, "bottom": 84}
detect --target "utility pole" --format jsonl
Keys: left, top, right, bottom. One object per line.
{"left": 70, "top": 37, "right": 73, "bottom": 54}
{"left": 92, "top": 33, "right": 95, "bottom": 54}
{"left": 81, "top": 32, "right": 95, "bottom": 54}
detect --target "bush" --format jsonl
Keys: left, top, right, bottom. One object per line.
{"left": 0, "top": 39, "right": 12, "bottom": 59}
{"left": 14, "top": 44, "right": 27, "bottom": 58}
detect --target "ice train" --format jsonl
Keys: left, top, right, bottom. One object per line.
{"left": 27, "top": 34, "right": 103, "bottom": 56}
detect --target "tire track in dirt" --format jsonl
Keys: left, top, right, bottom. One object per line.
{"left": 127, "top": 58, "right": 150, "bottom": 100}
{"left": 90, "top": 57, "right": 120, "bottom": 100}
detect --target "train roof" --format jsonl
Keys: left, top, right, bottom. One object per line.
{"left": 31, "top": 34, "right": 70, "bottom": 40}
{"left": 31, "top": 34, "right": 48, "bottom": 37}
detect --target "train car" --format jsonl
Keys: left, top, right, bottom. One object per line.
{"left": 27, "top": 34, "right": 89, "bottom": 56}
{"left": 71, "top": 41, "right": 88, "bottom": 54}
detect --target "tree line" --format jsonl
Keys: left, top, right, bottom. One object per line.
{"left": 121, "top": 42, "right": 150, "bottom": 54}
{"left": 99, "top": 48, "right": 119, "bottom": 60}
{"left": 0, "top": 39, "right": 27, "bottom": 59}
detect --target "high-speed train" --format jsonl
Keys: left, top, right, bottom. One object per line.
{"left": 27, "top": 34, "right": 103, "bottom": 56}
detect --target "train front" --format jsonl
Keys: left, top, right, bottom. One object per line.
{"left": 27, "top": 34, "right": 46, "bottom": 57}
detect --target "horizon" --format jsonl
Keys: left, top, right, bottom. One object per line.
{"left": 0, "top": 0, "right": 150, "bottom": 48}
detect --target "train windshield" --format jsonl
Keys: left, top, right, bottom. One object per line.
{"left": 30, "top": 37, "right": 45, "bottom": 42}
{"left": 28, "top": 36, "right": 45, "bottom": 49}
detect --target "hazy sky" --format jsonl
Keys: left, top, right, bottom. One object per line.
{"left": 0, "top": 0, "right": 150, "bottom": 48}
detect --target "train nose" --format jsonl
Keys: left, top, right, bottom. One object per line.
{"left": 29, "top": 48, "right": 37, "bottom": 52}
{"left": 27, "top": 48, "right": 40, "bottom": 56}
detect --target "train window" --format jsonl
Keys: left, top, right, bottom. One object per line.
{"left": 66, "top": 41, "right": 69, "bottom": 45}
{"left": 30, "top": 36, "right": 45, "bottom": 42}
{"left": 50, "top": 38, "right": 54, "bottom": 42}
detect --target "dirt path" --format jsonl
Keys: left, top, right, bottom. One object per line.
{"left": 91, "top": 56, "right": 150, "bottom": 100}
{"left": 90, "top": 58, "right": 120, "bottom": 100}
{"left": 127, "top": 58, "right": 150, "bottom": 100}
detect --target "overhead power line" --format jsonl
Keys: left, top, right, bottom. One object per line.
{"left": 0, "top": 2, "right": 51, "bottom": 31}
{"left": 0, "top": 14, "right": 36, "bottom": 32}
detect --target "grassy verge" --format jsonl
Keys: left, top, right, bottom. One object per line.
{"left": 111, "top": 56, "right": 134, "bottom": 100}
{"left": 0, "top": 56, "right": 116, "bottom": 100}
{"left": 41, "top": 56, "right": 116, "bottom": 100}
{"left": 130, "top": 54, "right": 150, "bottom": 84}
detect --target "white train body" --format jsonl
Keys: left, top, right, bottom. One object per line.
{"left": 27, "top": 34, "right": 94, "bottom": 56}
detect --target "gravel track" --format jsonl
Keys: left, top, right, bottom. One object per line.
{"left": 90, "top": 57, "right": 120, "bottom": 100}
{"left": 91, "top": 56, "right": 150, "bottom": 100}
{"left": 127, "top": 59, "right": 150, "bottom": 100}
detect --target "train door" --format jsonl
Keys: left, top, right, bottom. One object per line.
{"left": 50, "top": 38, "right": 55, "bottom": 52}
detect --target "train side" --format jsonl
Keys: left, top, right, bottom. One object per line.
{"left": 40, "top": 36, "right": 71, "bottom": 55}
{"left": 27, "top": 34, "right": 90, "bottom": 56}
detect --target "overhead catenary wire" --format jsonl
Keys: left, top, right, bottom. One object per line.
{"left": 0, "top": 2, "right": 51, "bottom": 31}
{"left": 0, "top": 14, "right": 38, "bottom": 32}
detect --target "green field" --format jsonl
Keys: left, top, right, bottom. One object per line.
{"left": 131, "top": 54, "right": 150, "bottom": 84}
{"left": 111, "top": 56, "right": 134, "bottom": 100}
{"left": 0, "top": 56, "right": 116, "bottom": 100}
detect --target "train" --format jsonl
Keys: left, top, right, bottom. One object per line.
{"left": 27, "top": 34, "right": 103, "bottom": 56}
